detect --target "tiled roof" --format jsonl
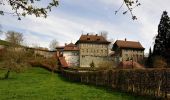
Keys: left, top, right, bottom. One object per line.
{"left": 64, "top": 43, "right": 79, "bottom": 51}
{"left": 76, "top": 34, "right": 110, "bottom": 44}
{"left": 113, "top": 40, "right": 145, "bottom": 50}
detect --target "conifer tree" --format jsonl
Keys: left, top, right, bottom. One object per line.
{"left": 153, "top": 11, "right": 170, "bottom": 67}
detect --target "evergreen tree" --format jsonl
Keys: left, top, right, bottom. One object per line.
{"left": 146, "top": 47, "right": 153, "bottom": 67}
{"left": 153, "top": 11, "right": 170, "bottom": 66}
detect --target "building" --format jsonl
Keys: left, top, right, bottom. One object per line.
{"left": 63, "top": 43, "right": 79, "bottom": 67}
{"left": 75, "top": 33, "right": 110, "bottom": 67}
{"left": 112, "top": 39, "right": 145, "bottom": 65}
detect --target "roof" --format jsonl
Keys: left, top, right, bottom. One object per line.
{"left": 59, "top": 57, "right": 68, "bottom": 68}
{"left": 56, "top": 46, "right": 64, "bottom": 49}
{"left": 64, "top": 43, "right": 79, "bottom": 51}
{"left": 75, "top": 34, "right": 110, "bottom": 44}
{"left": 112, "top": 40, "right": 145, "bottom": 50}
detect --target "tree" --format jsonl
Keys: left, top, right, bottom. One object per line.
{"left": 5, "top": 31, "right": 23, "bottom": 45}
{"left": 0, "top": 47, "right": 30, "bottom": 79}
{"left": 100, "top": 31, "right": 108, "bottom": 40}
{"left": 115, "top": 0, "right": 141, "bottom": 20}
{"left": 146, "top": 47, "right": 153, "bottom": 67}
{"left": 0, "top": 31, "right": 31, "bottom": 79}
{"left": 0, "top": 0, "right": 59, "bottom": 20}
{"left": 49, "top": 39, "right": 58, "bottom": 50}
{"left": 152, "top": 11, "right": 170, "bottom": 67}
{"left": 0, "top": 0, "right": 140, "bottom": 20}
{"left": 90, "top": 61, "right": 95, "bottom": 68}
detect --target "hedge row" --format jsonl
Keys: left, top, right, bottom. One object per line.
{"left": 61, "top": 69, "right": 170, "bottom": 99}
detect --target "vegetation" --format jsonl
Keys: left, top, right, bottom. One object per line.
{"left": 0, "top": 0, "right": 59, "bottom": 20}
{"left": 0, "top": 0, "right": 140, "bottom": 20}
{"left": 49, "top": 39, "right": 58, "bottom": 51}
{"left": 147, "top": 11, "right": 170, "bottom": 68}
{"left": 0, "top": 39, "right": 11, "bottom": 46}
{"left": 0, "top": 67, "right": 150, "bottom": 100}
{"left": 62, "top": 68, "right": 170, "bottom": 99}
{"left": 0, "top": 31, "right": 31, "bottom": 79}
{"left": 90, "top": 61, "right": 95, "bottom": 68}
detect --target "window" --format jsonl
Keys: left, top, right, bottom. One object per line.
{"left": 87, "top": 38, "right": 90, "bottom": 40}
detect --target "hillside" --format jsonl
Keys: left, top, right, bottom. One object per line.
{"left": 0, "top": 39, "right": 11, "bottom": 46}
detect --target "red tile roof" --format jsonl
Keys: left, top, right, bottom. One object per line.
{"left": 113, "top": 40, "right": 145, "bottom": 50}
{"left": 64, "top": 43, "right": 79, "bottom": 51}
{"left": 76, "top": 34, "right": 110, "bottom": 44}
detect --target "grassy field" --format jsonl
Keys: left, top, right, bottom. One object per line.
{"left": 0, "top": 67, "right": 152, "bottom": 100}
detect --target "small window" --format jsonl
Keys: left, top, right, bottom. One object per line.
{"left": 87, "top": 38, "right": 90, "bottom": 40}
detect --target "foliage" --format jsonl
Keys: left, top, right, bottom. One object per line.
{"left": 145, "top": 47, "right": 153, "bottom": 68}
{"left": 152, "top": 56, "right": 167, "bottom": 68}
{"left": 152, "top": 11, "right": 170, "bottom": 67}
{"left": 0, "top": 67, "right": 149, "bottom": 100}
{"left": 62, "top": 68, "right": 170, "bottom": 99}
{"left": 90, "top": 61, "right": 95, "bottom": 68}
{"left": 49, "top": 39, "right": 58, "bottom": 50}
{"left": 0, "top": 47, "right": 31, "bottom": 79}
{"left": 0, "top": 0, "right": 59, "bottom": 20}
{"left": 115, "top": 0, "right": 141, "bottom": 20}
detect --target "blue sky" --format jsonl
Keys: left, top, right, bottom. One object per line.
{"left": 0, "top": 0, "right": 170, "bottom": 53}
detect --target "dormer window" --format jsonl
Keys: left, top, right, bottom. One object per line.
{"left": 87, "top": 38, "right": 90, "bottom": 40}
{"left": 97, "top": 38, "right": 100, "bottom": 41}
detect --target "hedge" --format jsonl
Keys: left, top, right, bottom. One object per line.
{"left": 61, "top": 68, "right": 170, "bottom": 99}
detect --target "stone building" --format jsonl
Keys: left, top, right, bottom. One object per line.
{"left": 112, "top": 39, "right": 145, "bottom": 65}
{"left": 75, "top": 34, "right": 110, "bottom": 67}
{"left": 63, "top": 43, "right": 79, "bottom": 67}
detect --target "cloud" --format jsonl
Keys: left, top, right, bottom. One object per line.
{"left": 1, "top": 0, "right": 170, "bottom": 53}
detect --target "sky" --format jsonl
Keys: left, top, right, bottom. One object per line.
{"left": 0, "top": 0, "right": 170, "bottom": 53}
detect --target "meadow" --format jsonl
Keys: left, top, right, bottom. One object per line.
{"left": 0, "top": 67, "right": 151, "bottom": 100}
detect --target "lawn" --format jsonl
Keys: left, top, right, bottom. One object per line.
{"left": 0, "top": 67, "right": 151, "bottom": 100}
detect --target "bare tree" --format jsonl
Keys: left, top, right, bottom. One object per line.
{"left": 100, "top": 31, "right": 108, "bottom": 40}
{"left": 0, "top": 31, "right": 31, "bottom": 79}
{"left": 5, "top": 31, "right": 23, "bottom": 46}
{"left": 49, "top": 39, "right": 59, "bottom": 50}
{"left": 0, "top": 47, "right": 30, "bottom": 79}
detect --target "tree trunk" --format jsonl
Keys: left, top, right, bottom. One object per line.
{"left": 4, "top": 70, "right": 10, "bottom": 79}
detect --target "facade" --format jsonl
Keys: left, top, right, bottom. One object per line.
{"left": 63, "top": 43, "right": 79, "bottom": 67}
{"left": 112, "top": 39, "right": 145, "bottom": 65}
{"left": 75, "top": 34, "right": 110, "bottom": 67}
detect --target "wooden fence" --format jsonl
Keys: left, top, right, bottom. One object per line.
{"left": 61, "top": 69, "right": 170, "bottom": 99}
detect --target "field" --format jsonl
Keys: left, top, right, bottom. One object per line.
{"left": 0, "top": 67, "right": 151, "bottom": 100}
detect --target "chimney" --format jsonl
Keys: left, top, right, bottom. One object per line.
{"left": 96, "top": 34, "right": 98, "bottom": 36}
{"left": 125, "top": 38, "right": 127, "bottom": 41}
{"left": 65, "top": 43, "right": 67, "bottom": 46}
{"left": 87, "top": 33, "right": 89, "bottom": 36}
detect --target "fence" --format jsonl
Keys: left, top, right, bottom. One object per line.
{"left": 61, "top": 68, "right": 170, "bottom": 99}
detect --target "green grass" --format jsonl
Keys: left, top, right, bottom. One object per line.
{"left": 0, "top": 67, "right": 152, "bottom": 100}
{"left": 0, "top": 40, "right": 11, "bottom": 46}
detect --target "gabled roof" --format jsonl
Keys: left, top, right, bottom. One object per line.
{"left": 112, "top": 40, "right": 145, "bottom": 50}
{"left": 64, "top": 43, "right": 79, "bottom": 51}
{"left": 76, "top": 34, "right": 110, "bottom": 44}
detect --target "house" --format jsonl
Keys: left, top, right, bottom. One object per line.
{"left": 75, "top": 33, "right": 110, "bottom": 67}
{"left": 112, "top": 39, "right": 145, "bottom": 66}
{"left": 63, "top": 43, "right": 79, "bottom": 67}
